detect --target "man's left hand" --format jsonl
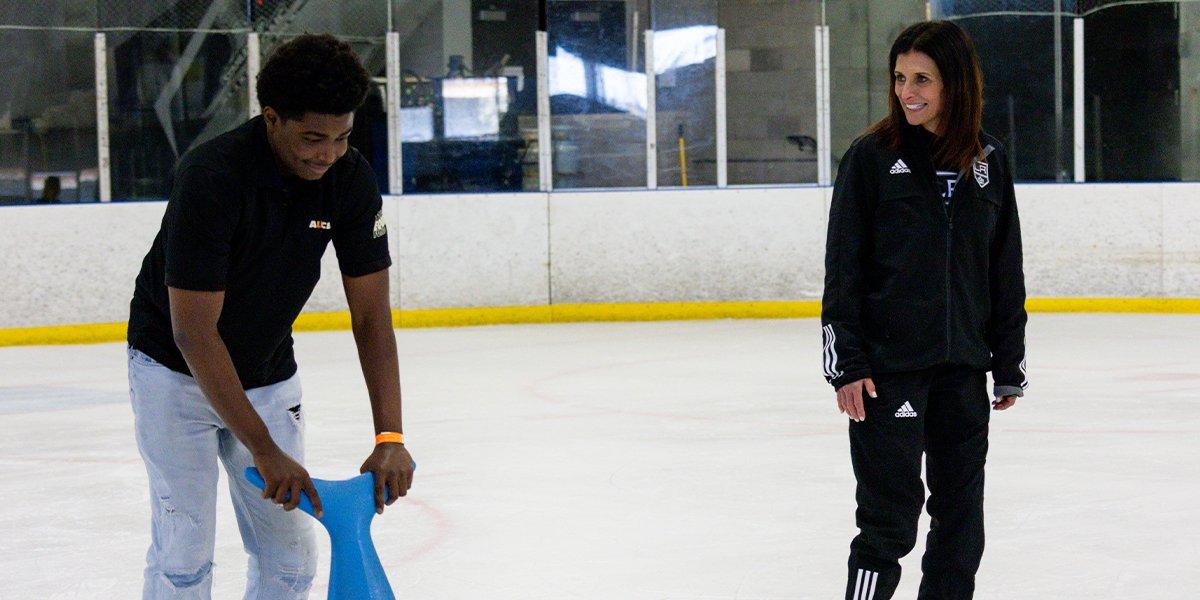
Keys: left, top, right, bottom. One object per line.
{"left": 360, "top": 442, "right": 415, "bottom": 513}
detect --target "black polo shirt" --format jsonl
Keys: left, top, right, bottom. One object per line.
{"left": 128, "top": 116, "right": 391, "bottom": 389}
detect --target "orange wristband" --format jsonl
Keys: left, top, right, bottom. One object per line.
{"left": 375, "top": 432, "right": 404, "bottom": 445}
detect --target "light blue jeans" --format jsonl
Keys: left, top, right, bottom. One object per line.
{"left": 128, "top": 347, "right": 316, "bottom": 600}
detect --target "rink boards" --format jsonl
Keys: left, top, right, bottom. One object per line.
{"left": 1, "top": 183, "right": 1198, "bottom": 344}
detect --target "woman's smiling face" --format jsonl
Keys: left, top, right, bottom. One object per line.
{"left": 894, "top": 51, "right": 945, "bottom": 135}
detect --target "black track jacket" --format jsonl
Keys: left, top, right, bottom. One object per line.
{"left": 821, "top": 125, "right": 1028, "bottom": 399}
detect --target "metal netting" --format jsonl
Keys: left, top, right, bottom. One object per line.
{"left": 267, "top": 0, "right": 389, "bottom": 36}
{"left": 0, "top": 1, "right": 97, "bottom": 28}
{"left": 95, "top": 0, "right": 246, "bottom": 31}
{"left": 0, "top": 0, "right": 389, "bottom": 36}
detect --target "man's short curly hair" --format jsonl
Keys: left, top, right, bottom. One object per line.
{"left": 256, "top": 34, "right": 370, "bottom": 119}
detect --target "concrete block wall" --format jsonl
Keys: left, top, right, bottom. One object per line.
{"left": 720, "top": 0, "right": 822, "bottom": 185}
{"left": 826, "top": 1, "right": 926, "bottom": 170}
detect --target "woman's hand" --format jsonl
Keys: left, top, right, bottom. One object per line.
{"left": 836, "top": 378, "right": 876, "bottom": 422}
{"left": 992, "top": 395, "right": 1018, "bottom": 411}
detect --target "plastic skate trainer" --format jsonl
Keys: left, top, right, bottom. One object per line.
{"left": 244, "top": 467, "right": 396, "bottom": 600}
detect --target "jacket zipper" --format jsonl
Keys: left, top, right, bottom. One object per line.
{"left": 939, "top": 149, "right": 988, "bottom": 363}
{"left": 945, "top": 219, "right": 953, "bottom": 360}
{"left": 944, "top": 196, "right": 953, "bottom": 361}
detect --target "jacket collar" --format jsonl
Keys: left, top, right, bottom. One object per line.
{"left": 900, "top": 123, "right": 938, "bottom": 151}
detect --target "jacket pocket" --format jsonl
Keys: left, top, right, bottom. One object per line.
{"left": 864, "top": 297, "right": 940, "bottom": 362}
{"left": 875, "top": 188, "right": 924, "bottom": 221}
{"left": 973, "top": 187, "right": 1002, "bottom": 240}
{"left": 873, "top": 190, "right": 928, "bottom": 259}
{"left": 978, "top": 186, "right": 1002, "bottom": 207}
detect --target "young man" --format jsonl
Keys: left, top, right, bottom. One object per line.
{"left": 126, "top": 34, "right": 414, "bottom": 599}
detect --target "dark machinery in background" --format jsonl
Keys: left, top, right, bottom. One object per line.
{"left": 401, "top": 1, "right": 538, "bottom": 193}
{"left": 399, "top": 74, "right": 526, "bottom": 193}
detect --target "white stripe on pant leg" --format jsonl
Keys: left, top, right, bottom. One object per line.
{"left": 853, "top": 569, "right": 865, "bottom": 599}
{"left": 860, "top": 570, "right": 876, "bottom": 600}
{"left": 866, "top": 570, "right": 878, "bottom": 599}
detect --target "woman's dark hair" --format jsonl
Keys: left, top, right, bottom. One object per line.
{"left": 869, "top": 20, "right": 984, "bottom": 173}
{"left": 256, "top": 33, "right": 371, "bottom": 120}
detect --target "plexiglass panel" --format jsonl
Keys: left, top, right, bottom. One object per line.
{"left": 0, "top": 30, "right": 98, "bottom": 204}
{"left": 1083, "top": 2, "right": 1184, "bottom": 181}
{"left": 107, "top": 32, "right": 247, "bottom": 201}
{"left": 936, "top": 2, "right": 1076, "bottom": 181}
{"left": 718, "top": 0, "right": 823, "bottom": 185}
{"left": 651, "top": 5, "right": 719, "bottom": 187}
{"left": 396, "top": 1, "right": 538, "bottom": 193}
{"left": 548, "top": 0, "right": 651, "bottom": 189}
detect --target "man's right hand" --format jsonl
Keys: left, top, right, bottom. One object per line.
{"left": 836, "top": 377, "right": 876, "bottom": 422}
{"left": 169, "top": 287, "right": 324, "bottom": 516}
{"left": 253, "top": 446, "right": 324, "bottom": 518}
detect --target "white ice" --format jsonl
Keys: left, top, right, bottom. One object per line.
{"left": 1, "top": 314, "right": 1197, "bottom": 599}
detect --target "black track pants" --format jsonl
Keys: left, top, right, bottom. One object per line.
{"left": 843, "top": 366, "right": 991, "bottom": 600}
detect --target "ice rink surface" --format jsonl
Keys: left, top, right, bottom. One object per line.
{"left": 1, "top": 314, "right": 1197, "bottom": 599}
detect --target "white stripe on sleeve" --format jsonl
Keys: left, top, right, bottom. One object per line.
{"left": 822, "top": 325, "right": 844, "bottom": 380}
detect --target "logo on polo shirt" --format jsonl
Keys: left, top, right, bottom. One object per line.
{"left": 372, "top": 210, "right": 386, "bottom": 239}
{"left": 309, "top": 220, "right": 332, "bottom": 230}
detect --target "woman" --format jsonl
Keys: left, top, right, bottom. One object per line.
{"left": 820, "top": 21, "right": 1027, "bottom": 600}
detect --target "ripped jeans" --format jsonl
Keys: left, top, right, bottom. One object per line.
{"left": 128, "top": 347, "right": 316, "bottom": 600}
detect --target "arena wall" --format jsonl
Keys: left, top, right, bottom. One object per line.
{"left": 1, "top": 183, "right": 1198, "bottom": 339}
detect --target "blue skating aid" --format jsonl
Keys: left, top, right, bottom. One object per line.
{"left": 244, "top": 467, "right": 396, "bottom": 600}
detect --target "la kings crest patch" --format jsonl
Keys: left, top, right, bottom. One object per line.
{"left": 973, "top": 160, "right": 990, "bottom": 188}
{"left": 372, "top": 210, "right": 387, "bottom": 239}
